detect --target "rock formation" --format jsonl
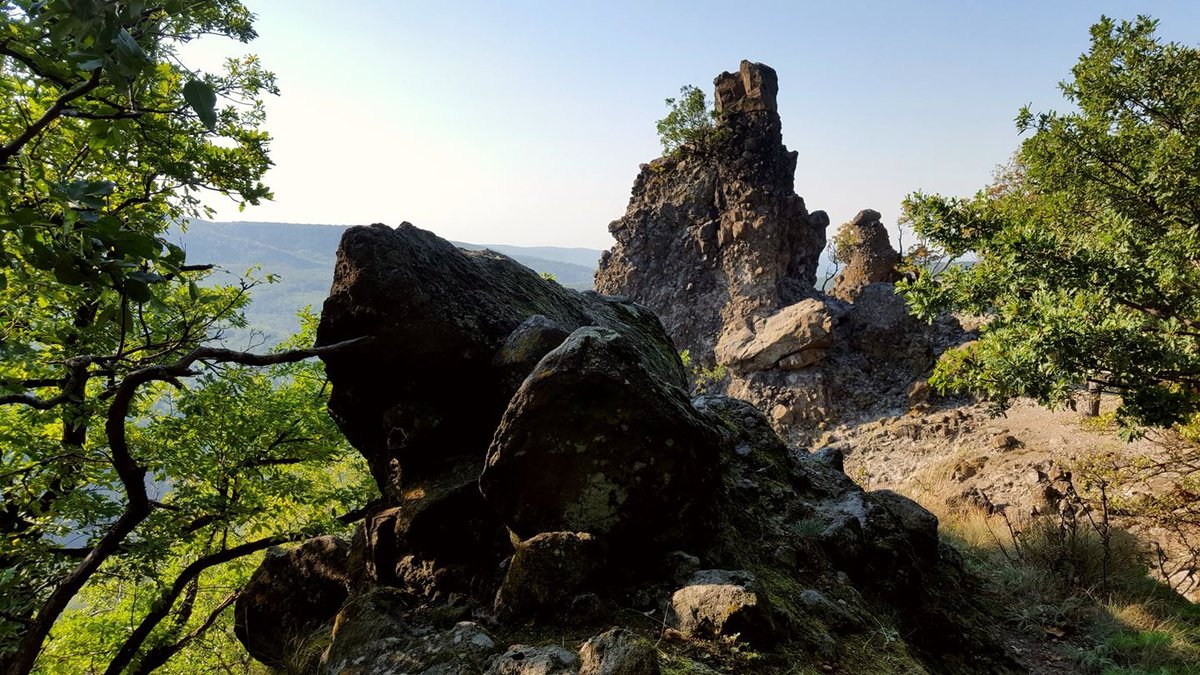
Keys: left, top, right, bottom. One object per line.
{"left": 595, "top": 60, "right": 829, "bottom": 365}
{"left": 830, "top": 208, "right": 902, "bottom": 302}
{"left": 596, "top": 61, "right": 967, "bottom": 436}
{"left": 233, "top": 222, "right": 1013, "bottom": 673}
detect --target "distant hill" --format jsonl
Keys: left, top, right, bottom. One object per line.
{"left": 174, "top": 221, "right": 603, "bottom": 342}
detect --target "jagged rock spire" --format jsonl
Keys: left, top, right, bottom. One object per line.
{"left": 595, "top": 61, "right": 827, "bottom": 364}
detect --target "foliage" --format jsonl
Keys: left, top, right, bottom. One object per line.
{"left": 655, "top": 85, "right": 718, "bottom": 154}
{"left": 0, "top": 3, "right": 374, "bottom": 673}
{"left": 679, "top": 349, "right": 727, "bottom": 395}
{"left": 32, "top": 315, "right": 374, "bottom": 674}
{"left": 899, "top": 16, "right": 1200, "bottom": 436}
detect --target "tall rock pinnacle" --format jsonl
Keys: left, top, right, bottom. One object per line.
{"left": 595, "top": 60, "right": 828, "bottom": 364}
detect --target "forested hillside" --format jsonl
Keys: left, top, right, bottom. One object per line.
{"left": 175, "top": 221, "right": 602, "bottom": 341}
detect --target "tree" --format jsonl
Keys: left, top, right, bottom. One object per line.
{"left": 655, "top": 84, "right": 716, "bottom": 154}
{"left": 900, "top": 15, "right": 1200, "bottom": 436}
{"left": 0, "top": 3, "right": 374, "bottom": 673}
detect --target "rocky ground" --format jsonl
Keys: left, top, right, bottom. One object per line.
{"left": 831, "top": 395, "right": 1199, "bottom": 603}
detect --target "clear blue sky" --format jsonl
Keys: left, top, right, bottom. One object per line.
{"left": 193, "top": 1, "right": 1200, "bottom": 248}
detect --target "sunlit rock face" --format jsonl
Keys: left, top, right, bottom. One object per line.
{"left": 596, "top": 61, "right": 968, "bottom": 438}
{"left": 595, "top": 60, "right": 828, "bottom": 366}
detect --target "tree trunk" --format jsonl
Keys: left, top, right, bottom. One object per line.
{"left": 1084, "top": 381, "right": 1102, "bottom": 417}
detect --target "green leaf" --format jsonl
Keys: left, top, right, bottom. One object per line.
{"left": 112, "top": 28, "right": 148, "bottom": 66}
{"left": 125, "top": 278, "right": 152, "bottom": 303}
{"left": 183, "top": 79, "right": 219, "bottom": 131}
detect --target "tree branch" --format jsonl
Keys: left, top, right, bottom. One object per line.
{"left": 0, "top": 68, "right": 104, "bottom": 165}
{"left": 2, "top": 336, "right": 370, "bottom": 675}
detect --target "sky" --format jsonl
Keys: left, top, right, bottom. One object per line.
{"left": 191, "top": 1, "right": 1200, "bottom": 249}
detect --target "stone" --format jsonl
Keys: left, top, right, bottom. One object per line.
{"left": 831, "top": 209, "right": 902, "bottom": 302}
{"left": 485, "top": 645, "right": 580, "bottom": 675}
{"left": 991, "top": 434, "right": 1022, "bottom": 450}
{"left": 578, "top": 628, "right": 660, "bottom": 675}
{"left": 812, "top": 490, "right": 940, "bottom": 604}
{"left": 494, "top": 532, "right": 606, "bottom": 619}
{"left": 363, "top": 463, "right": 510, "bottom": 593}
{"left": 317, "top": 222, "right": 686, "bottom": 492}
{"left": 714, "top": 298, "right": 833, "bottom": 373}
{"left": 668, "top": 570, "right": 776, "bottom": 646}
{"left": 320, "top": 588, "right": 501, "bottom": 675}
{"left": 906, "top": 379, "right": 933, "bottom": 406}
{"left": 480, "top": 327, "right": 722, "bottom": 559}
{"left": 714, "top": 60, "right": 779, "bottom": 114}
{"left": 235, "top": 536, "right": 352, "bottom": 670}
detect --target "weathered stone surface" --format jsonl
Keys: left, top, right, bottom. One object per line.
{"left": 594, "top": 63, "right": 970, "bottom": 435}
{"left": 714, "top": 298, "right": 833, "bottom": 372}
{"left": 321, "top": 587, "right": 500, "bottom": 674}
{"left": 363, "top": 461, "right": 509, "bottom": 594}
{"left": 480, "top": 327, "right": 722, "bottom": 557}
{"left": 831, "top": 209, "right": 902, "bottom": 302}
{"left": 495, "top": 532, "right": 606, "bottom": 619}
{"left": 714, "top": 60, "right": 779, "bottom": 114}
{"left": 595, "top": 61, "right": 826, "bottom": 365}
{"left": 234, "top": 536, "right": 352, "bottom": 670}
{"left": 668, "top": 569, "right": 776, "bottom": 646}
{"left": 578, "top": 628, "right": 660, "bottom": 675}
{"left": 268, "top": 127, "right": 1015, "bottom": 673}
{"left": 812, "top": 488, "right": 940, "bottom": 603}
{"left": 317, "top": 222, "right": 684, "bottom": 492}
{"left": 486, "top": 645, "right": 580, "bottom": 675}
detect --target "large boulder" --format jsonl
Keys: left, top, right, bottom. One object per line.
{"left": 234, "top": 536, "right": 353, "bottom": 670}
{"left": 714, "top": 298, "right": 833, "bottom": 372}
{"left": 316, "top": 223, "right": 689, "bottom": 599}
{"left": 595, "top": 60, "right": 827, "bottom": 365}
{"left": 317, "top": 223, "right": 684, "bottom": 492}
{"left": 494, "top": 532, "right": 606, "bottom": 619}
{"left": 480, "top": 327, "right": 722, "bottom": 558}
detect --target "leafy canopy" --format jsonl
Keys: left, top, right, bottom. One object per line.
{"left": 0, "top": 3, "right": 374, "bottom": 674}
{"left": 900, "top": 15, "right": 1200, "bottom": 435}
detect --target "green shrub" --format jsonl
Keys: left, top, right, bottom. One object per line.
{"left": 655, "top": 85, "right": 718, "bottom": 154}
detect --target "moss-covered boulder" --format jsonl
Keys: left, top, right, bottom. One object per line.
{"left": 481, "top": 327, "right": 722, "bottom": 559}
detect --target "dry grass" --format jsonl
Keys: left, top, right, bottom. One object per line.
{"left": 892, "top": 470, "right": 1200, "bottom": 674}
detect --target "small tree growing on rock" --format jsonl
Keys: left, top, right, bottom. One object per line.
{"left": 655, "top": 85, "right": 717, "bottom": 154}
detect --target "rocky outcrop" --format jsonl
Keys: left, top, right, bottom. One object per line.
{"left": 595, "top": 60, "right": 828, "bottom": 365}
{"left": 231, "top": 221, "right": 1014, "bottom": 673}
{"left": 830, "top": 209, "right": 902, "bottom": 302}
{"left": 596, "top": 62, "right": 969, "bottom": 438}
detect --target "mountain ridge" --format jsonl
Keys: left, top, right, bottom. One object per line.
{"left": 175, "top": 220, "right": 603, "bottom": 341}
